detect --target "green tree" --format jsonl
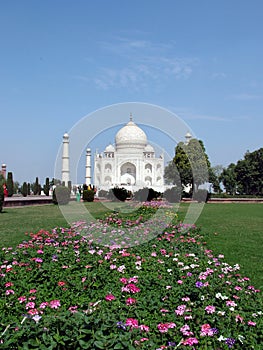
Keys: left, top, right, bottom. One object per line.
{"left": 235, "top": 148, "right": 263, "bottom": 195}
{"left": 33, "top": 177, "right": 41, "bottom": 195}
{"left": 219, "top": 163, "right": 237, "bottom": 195}
{"left": 43, "top": 177, "right": 50, "bottom": 196}
{"left": 166, "top": 139, "right": 210, "bottom": 191}
{"left": 27, "top": 183, "right": 31, "bottom": 195}
{"left": 164, "top": 161, "right": 181, "bottom": 185}
{"left": 209, "top": 165, "right": 223, "bottom": 193}
{"left": 6, "top": 172, "right": 14, "bottom": 197}
{"left": 21, "top": 182, "right": 28, "bottom": 197}
{"left": 0, "top": 175, "right": 5, "bottom": 213}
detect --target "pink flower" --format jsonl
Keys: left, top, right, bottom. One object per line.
{"left": 18, "top": 296, "right": 27, "bottom": 303}
{"left": 182, "top": 337, "right": 199, "bottom": 346}
{"left": 247, "top": 321, "right": 256, "bottom": 326}
{"left": 177, "top": 280, "right": 183, "bottom": 284}
{"left": 157, "top": 323, "right": 169, "bottom": 333}
{"left": 200, "top": 323, "right": 215, "bottom": 336}
{"left": 139, "top": 324, "right": 150, "bottom": 332}
{"left": 29, "top": 289, "right": 37, "bottom": 294}
{"left": 126, "top": 297, "right": 137, "bottom": 305}
{"left": 157, "top": 322, "right": 176, "bottom": 333}
{"left": 5, "top": 282, "right": 14, "bottom": 288}
{"left": 28, "top": 308, "right": 39, "bottom": 315}
{"left": 58, "top": 281, "right": 66, "bottom": 286}
{"left": 126, "top": 318, "right": 139, "bottom": 329}
{"left": 205, "top": 305, "right": 216, "bottom": 314}
{"left": 119, "top": 277, "right": 128, "bottom": 284}
{"left": 105, "top": 294, "right": 116, "bottom": 301}
{"left": 175, "top": 305, "right": 186, "bottom": 316}
{"left": 235, "top": 314, "right": 244, "bottom": 323}
{"left": 39, "top": 302, "right": 49, "bottom": 309}
{"left": 5, "top": 289, "right": 15, "bottom": 295}
{"left": 26, "top": 302, "right": 35, "bottom": 309}
{"left": 122, "top": 283, "right": 140, "bottom": 293}
{"left": 68, "top": 306, "right": 78, "bottom": 313}
{"left": 49, "top": 300, "right": 61, "bottom": 309}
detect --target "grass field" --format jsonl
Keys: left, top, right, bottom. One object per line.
{"left": 0, "top": 202, "right": 262, "bottom": 289}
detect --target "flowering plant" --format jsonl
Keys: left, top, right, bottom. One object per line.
{"left": 0, "top": 204, "right": 262, "bottom": 349}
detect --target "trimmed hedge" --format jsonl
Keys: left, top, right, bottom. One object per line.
{"left": 52, "top": 186, "right": 71, "bottom": 205}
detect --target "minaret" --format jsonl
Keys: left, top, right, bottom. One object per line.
{"left": 185, "top": 132, "right": 192, "bottom": 145}
{"left": 62, "top": 133, "right": 70, "bottom": 186}
{"left": 1, "top": 164, "right": 6, "bottom": 179}
{"left": 85, "top": 148, "right": 91, "bottom": 185}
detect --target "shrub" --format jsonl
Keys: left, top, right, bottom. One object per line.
{"left": 0, "top": 182, "right": 4, "bottom": 213}
{"left": 193, "top": 188, "right": 209, "bottom": 202}
{"left": 52, "top": 186, "right": 71, "bottom": 205}
{"left": 98, "top": 189, "right": 108, "bottom": 198}
{"left": 107, "top": 187, "right": 129, "bottom": 201}
{"left": 163, "top": 186, "right": 181, "bottom": 203}
{"left": 21, "top": 182, "right": 28, "bottom": 197}
{"left": 134, "top": 187, "right": 161, "bottom": 202}
{"left": 82, "top": 189, "right": 95, "bottom": 202}
{"left": 43, "top": 177, "right": 50, "bottom": 196}
{"left": 6, "top": 172, "right": 14, "bottom": 197}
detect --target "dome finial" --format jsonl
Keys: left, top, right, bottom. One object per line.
{"left": 130, "top": 113, "right": 133, "bottom": 122}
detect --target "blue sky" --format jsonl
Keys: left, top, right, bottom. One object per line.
{"left": 1, "top": 1, "right": 262, "bottom": 184}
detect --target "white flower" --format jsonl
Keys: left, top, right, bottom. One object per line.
{"left": 238, "top": 335, "right": 245, "bottom": 344}
{"left": 218, "top": 335, "right": 226, "bottom": 342}
{"left": 32, "top": 315, "right": 42, "bottom": 323}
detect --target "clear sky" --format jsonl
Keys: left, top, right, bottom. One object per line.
{"left": 1, "top": 1, "right": 262, "bottom": 184}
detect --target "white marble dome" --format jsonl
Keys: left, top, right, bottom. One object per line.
{"left": 104, "top": 144, "right": 115, "bottom": 152}
{"left": 115, "top": 120, "right": 147, "bottom": 150}
{"left": 144, "top": 144, "right": 155, "bottom": 153}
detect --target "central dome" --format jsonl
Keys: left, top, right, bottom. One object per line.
{"left": 115, "top": 118, "right": 147, "bottom": 151}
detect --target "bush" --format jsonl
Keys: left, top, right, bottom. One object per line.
{"left": 82, "top": 189, "right": 95, "bottom": 202}
{"left": 98, "top": 189, "right": 108, "bottom": 198}
{"left": 52, "top": 186, "right": 71, "bottom": 205}
{"left": 134, "top": 187, "right": 161, "bottom": 202}
{"left": 21, "top": 182, "right": 28, "bottom": 197}
{"left": 193, "top": 188, "right": 209, "bottom": 202}
{"left": 107, "top": 187, "right": 129, "bottom": 202}
{"left": 163, "top": 186, "right": 181, "bottom": 203}
{"left": 0, "top": 183, "right": 4, "bottom": 213}
{"left": 6, "top": 172, "right": 14, "bottom": 197}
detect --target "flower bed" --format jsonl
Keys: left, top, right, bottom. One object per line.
{"left": 0, "top": 204, "right": 262, "bottom": 349}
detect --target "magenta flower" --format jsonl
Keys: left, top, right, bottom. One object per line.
{"left": 126, "top": 297, "right": 137, "bottom": 305}
{"left": 49, "top": 300, "right": 61, "bottom": 309}
{"left": 105, "top": 294, "right": 116, "bottom": 301}
{"left": 139, "top": 324, "right": 150, "bottom": 332}
{"left": 18, "top": 296, "right": 27, "bottom": 303}
{"left": 125, "top": 318, "right": 139, "bottom": 329}
{"left": 26, "top": 302, "right": 35, "bottom": 309}
{"left": 5, "top": 289, "right": 15, "bottom": 295}
{"left": 205, "top": 305, "right": 216, "bottom": 314}
{"left": 182, "top": 337, "right": 199, "bottom": 346}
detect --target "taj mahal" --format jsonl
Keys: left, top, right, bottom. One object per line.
{"left": 61, "top": 115, "right": 167, "bottom": 193}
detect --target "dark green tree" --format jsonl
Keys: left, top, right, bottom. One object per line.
{"left": 33, "top": 177, "right": 41, "bottom": 195}
{"left": 43, "top": 178, "right": 50, "bottom": 196}
{"left": 219, "top": 163, "right": 237, "bottom": 195}
{"left": 235, "top": 148, "right": 263, "bottom": 195}
{"left": 6, "top": 172, "right": 14, "bottom": 197}
{"left": 21, "top": 182, "right": 28, "bottom": 197}
{"left": 27, "top": 183, "right": 31, "bottom": 195}
{"left": 0, "top": 175, "right": 5, "bottom": 213}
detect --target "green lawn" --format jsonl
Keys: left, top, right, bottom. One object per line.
{"left": 0, "top": 202, "right": 262, "bottom": 289}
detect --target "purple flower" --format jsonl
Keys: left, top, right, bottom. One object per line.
{"left": 195, "top": 281, "right": 204, "bottom": 288}
{"left": 225, "top": 338, "right": 236, "bottom": 348}
{"left": 116, "top": 321, "right": 127, "bottom": 330}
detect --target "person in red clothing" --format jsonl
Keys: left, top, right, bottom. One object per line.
{"left": 3, "top": 184, "right": 8, "bottom": 197}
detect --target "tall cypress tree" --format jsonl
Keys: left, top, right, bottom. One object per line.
{"left": 6, "top": 172, "right": 14, "bottom": 197}
{"left": 43, "top": 177, "right": 50, "bottom": 196}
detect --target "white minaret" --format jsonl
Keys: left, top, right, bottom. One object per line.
{"left": 185, "top": 132, "right": 192, "bottom": 145}
{"left": 62, "top": 133, "right": 70, "bottom": 186}
{"left": 85, "top": 148, "right": 91, "bottom": 185}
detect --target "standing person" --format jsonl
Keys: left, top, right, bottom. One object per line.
{"left": 3, "top": 183, "right": 8, "bottom": 197}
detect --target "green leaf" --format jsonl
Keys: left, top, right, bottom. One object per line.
{"left": 94, "top": 340, "right": 105, "bottom": 349}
